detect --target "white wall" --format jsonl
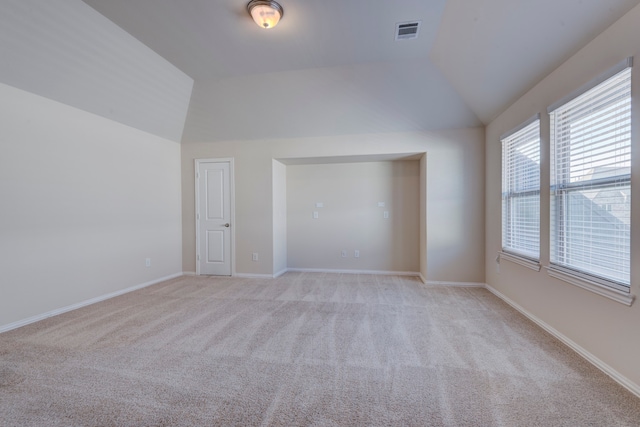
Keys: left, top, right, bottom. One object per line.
{"left": 181, "top": 128, "right": 485, "bottom": 282}
{"left": 485, "top": 4, "right": 640, "bottom": 390}
{"left": 0, "top": 0, "right": 190, "bottom": 330}
{"left": 286, "top": 161, "right": 419, "bottom": 272}
{"left": 0, "top": 83, "right": 183, "bottom": 329}
{"left": 272, "top": 160, "right": 287, "bottom": 276}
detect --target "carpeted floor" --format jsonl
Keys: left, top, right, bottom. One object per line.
{"left": 1, "top": 272, "right": 639, "bottom": 426}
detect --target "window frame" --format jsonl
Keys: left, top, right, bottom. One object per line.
{"left": 547, "top": 59, "right": 632, "bottom": 295}
{"left": 501, "top": 115, "right": 542, "bottom": 264}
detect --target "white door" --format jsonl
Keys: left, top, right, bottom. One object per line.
{"left": 196, "top": 160, "right": 232, "bottom": 275}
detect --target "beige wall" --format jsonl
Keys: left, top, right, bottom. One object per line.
{"left": 419, "top": 154, "right": 428, "bottom": 279}
{"left": 286, "top": 161, "right": 419, "bottom": 272}
{"left": 485, "top": 4, "right": 640, "bottom": 389}
{"left": 272, "top": 160, "right": 287, "bottom": 275}
{"left": 0, "top": 83, "right": 183, "bottom": 328}
{"left": 181, "top": 127, "right": 485, "bottom": 282}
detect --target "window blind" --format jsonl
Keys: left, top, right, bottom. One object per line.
{"left": 549, "top": 66, "right": 631, "bottom": 289}
{"left": 502, "top": 118, "right": 540, "bottom": 259}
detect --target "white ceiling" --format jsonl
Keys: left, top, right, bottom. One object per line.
{"left": 82, "top": 0, "right": 640, "bottom": 142}
{"left": 82, "top": 0, "right": 447, "bottom": 80}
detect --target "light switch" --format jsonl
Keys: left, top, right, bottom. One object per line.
{"left": 313, "top": 211, "right": 319, "bottom": 219}
{"left": 383, "top": 211, "right": 389, "bottom": 219}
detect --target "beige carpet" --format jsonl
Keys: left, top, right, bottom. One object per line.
{"left": 1, "top": 272, "right": 639, "bottom": 426}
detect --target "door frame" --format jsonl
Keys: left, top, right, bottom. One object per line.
{"left": 195, "top": 158, "right": 236, "bottom": 276}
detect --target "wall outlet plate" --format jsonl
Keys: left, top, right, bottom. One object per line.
{"left": 341, "top": 250, "right": 347, "bottom": 258}
{"left": 252, "top": 252, "right": 259, "bottom": 261}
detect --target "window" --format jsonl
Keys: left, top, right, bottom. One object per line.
{"left": 549, "top": 64, "right": 631, "bottom": 291}
{"left": 501, "top": 117, "right": 541, "bottom": 260}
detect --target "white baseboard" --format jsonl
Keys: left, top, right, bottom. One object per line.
{"left": 234, "top": 273, "right": 274, "bottom": 279}
{"left": 285, "top": 268, "right": 421, "bottom": 277}
{"left": 426, "top": 280, "right": 486, "bottom": 287}
{"left": 232, "top": 269, "right": 421, "bottom": 279}
{"left": 273, "top": 269, "right": 288, "bottom": 278}
{"left": 0, "top": 272, "right": 183, "bottom": 334}
{"left": 485, "top": 283, "right": 640, "bottom": 399}
{"left": 190, "top": 271, "right": 278, "bottom": 279}
{"left": 419, "top": 273, "right": 427, "bottom": 284}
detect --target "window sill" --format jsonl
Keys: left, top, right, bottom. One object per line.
{"left": 546, "top": 266, "right": 635, "bottom": 306}
{"left": 499, "top": 251, "right": 541, "bottom": 272}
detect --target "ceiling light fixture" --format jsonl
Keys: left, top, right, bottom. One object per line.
{"left": 247, "top": 0, "right": 283, "bottom": 29}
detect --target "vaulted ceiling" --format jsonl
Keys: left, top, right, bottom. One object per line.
{"left": 82, "top": 0, "right": 640, "bottom": 142}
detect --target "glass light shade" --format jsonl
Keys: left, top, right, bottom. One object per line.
{"left": 248, "top": 1, "right": 282, "bottom": 29}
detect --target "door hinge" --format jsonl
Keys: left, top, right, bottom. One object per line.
{"left": 197, "top": 254, "right": 200, "bottom": 261}
{"left": 196, "top": 213, "right": 200, "bottom": 220}
{"left": 196, "top": 172, "right": 200, "bottom": 179}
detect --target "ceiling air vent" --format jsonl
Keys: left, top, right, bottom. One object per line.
{"left": 395, "top": 21, "right": 421, "bottom": 41}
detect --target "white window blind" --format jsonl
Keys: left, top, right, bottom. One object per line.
{"left": 549, "top": 66, "right": 631, "bottom": 290}
{"left": 502, "top": 118, "right": 540, "bottom": 259}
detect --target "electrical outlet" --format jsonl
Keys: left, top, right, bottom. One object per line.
{"left": 252, "top": 252, "right": 259, "bottom": 261}
{"left": 341, "top": 250, "right": 347, "bottom": 258}
{"left": 145, "top": 258, "right": 151, "bottom": 267}
{"left": 383, "top": 211, "right": 389, "bottom": 219}
{"left": 354, "top": 250, "right": 360, "bottom": 258}
{"left": 313, "top": 211, "right": 319, "bottom": 219}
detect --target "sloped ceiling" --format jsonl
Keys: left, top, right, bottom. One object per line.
{"left": 0, "top": 0, "right": 193, "bottom": 143}
{"left": 82, "top": 0, "right": 640, "bottom": 142}
{"left": 431, "top": 0, "right": 640, "bottom": 124}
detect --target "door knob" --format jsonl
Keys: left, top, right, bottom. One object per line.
{"left": 224, "top": 223, "right": 230, "bottom": 227}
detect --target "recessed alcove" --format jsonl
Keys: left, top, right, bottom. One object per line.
{"left": 273, "top": 153, "right": 427, "bottom": 280}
